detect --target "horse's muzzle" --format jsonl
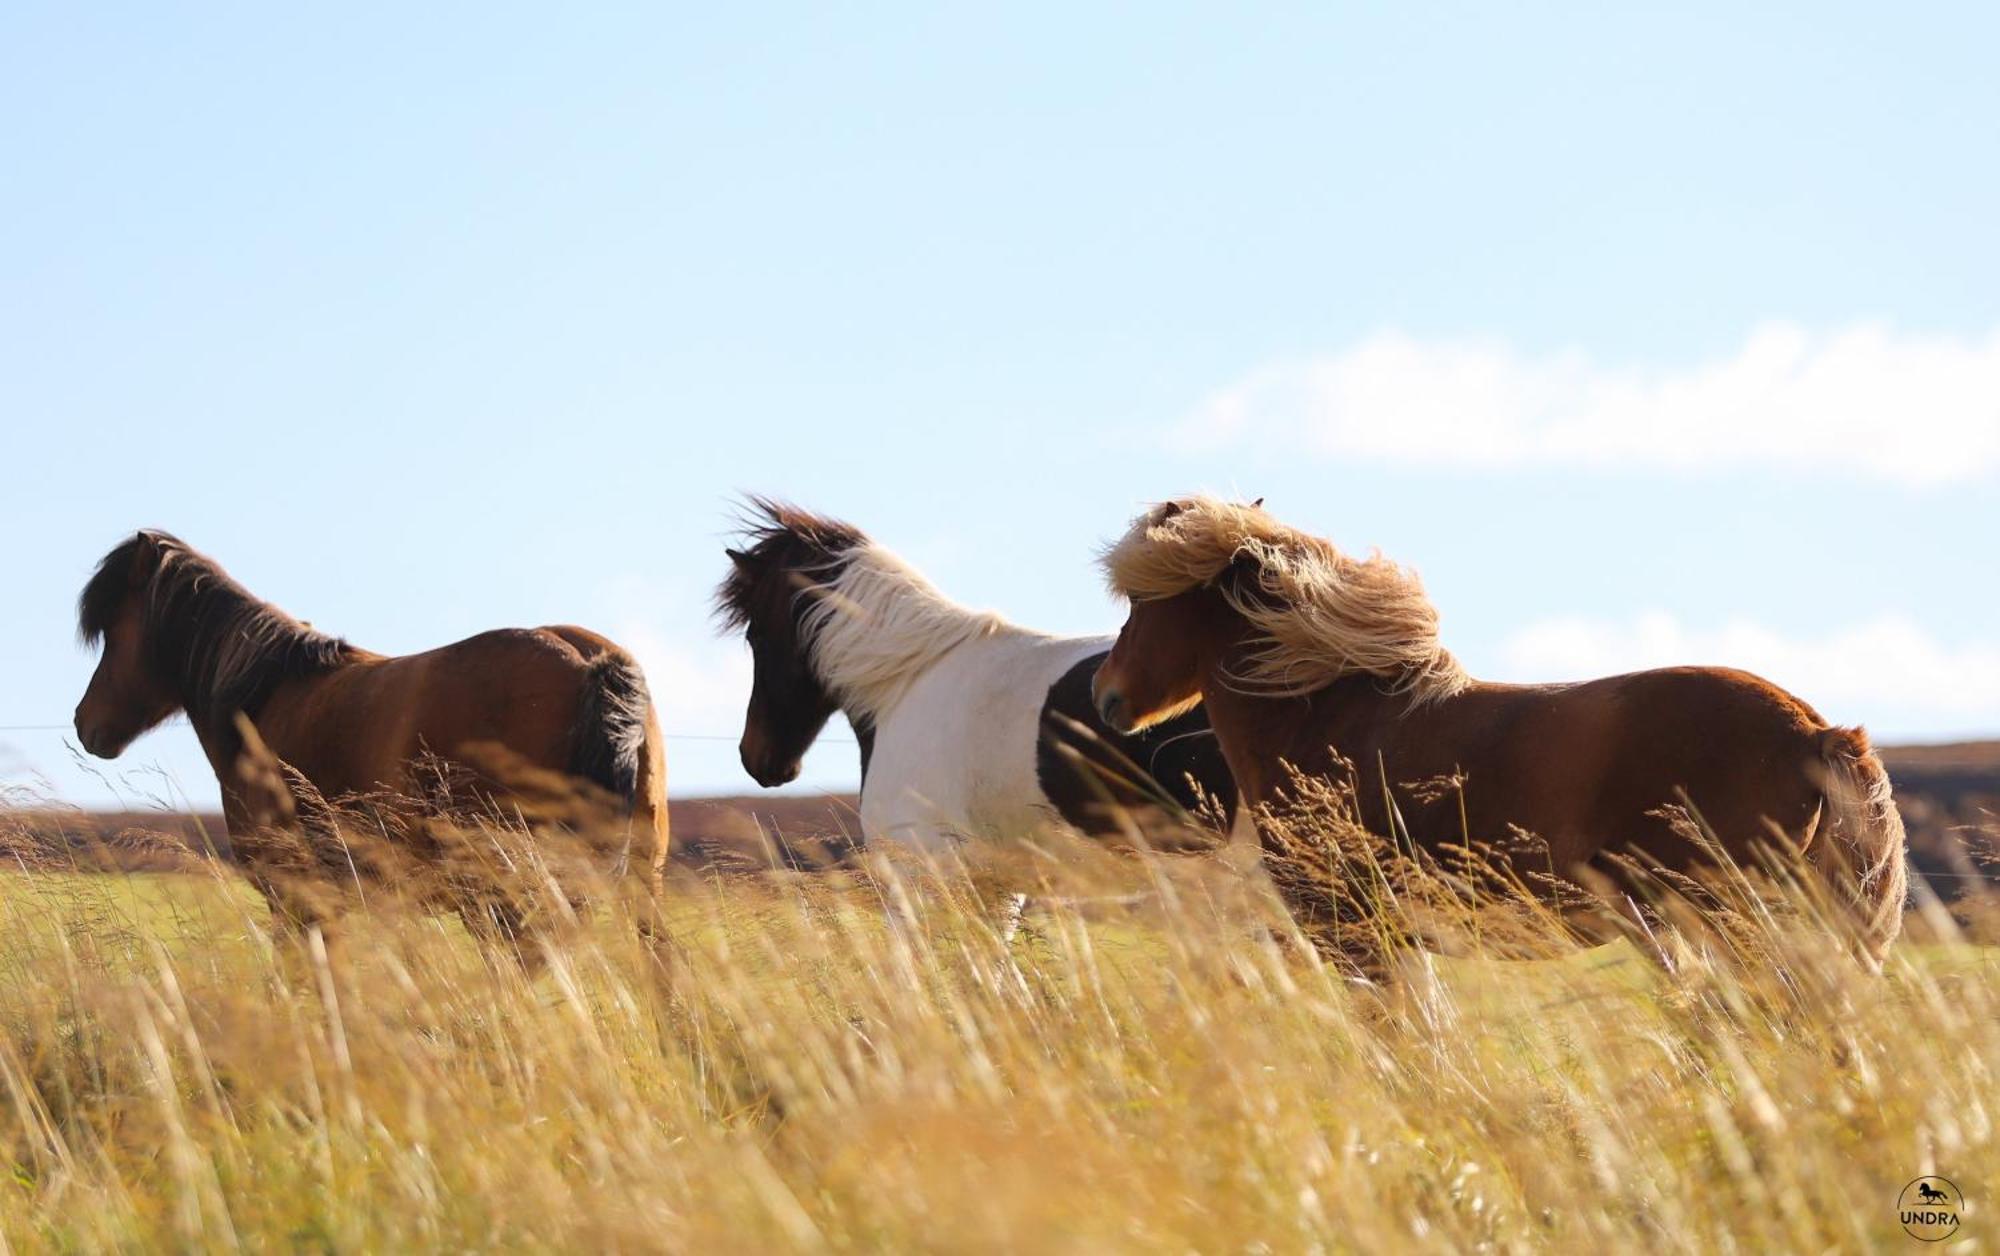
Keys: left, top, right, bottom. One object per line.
{"left": 742, "top": 745, "right": 802, "bottom": 789}
{"left": 1096, "top": 688, "right": 1134, "bottom": 734}
{"left": 74, "top": 721, "right": 121, "bottom": 759}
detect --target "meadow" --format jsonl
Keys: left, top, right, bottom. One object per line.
{"left": 0, "top": 800, "right": 1992, "bottom": 1254}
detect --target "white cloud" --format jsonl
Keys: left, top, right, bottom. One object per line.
{"left": 1181, "top": 322, "right": 2000, "bottom": 484}
{"left": 1492, "top": 612, "right": 2000, "bottom": 736}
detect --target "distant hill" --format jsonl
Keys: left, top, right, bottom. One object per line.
{"left": 1877, "top": 740, "right": 2000, "bottom": 903}
{"left": 7, "top": 741, "right": 1995, "bottom": 911}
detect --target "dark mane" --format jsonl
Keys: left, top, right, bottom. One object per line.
{"left": 714, "top": 496, "right": 869, "bottom": 629}
{"left": 78, "top": 531, "right": 355, "bottom": 727}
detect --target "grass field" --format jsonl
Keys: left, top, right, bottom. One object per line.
{"left": 0, "top": 829, "right": 1993, "bottom": 1252}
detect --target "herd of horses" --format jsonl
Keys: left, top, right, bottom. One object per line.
{"left": 72, "top": 497, "right": 1909, "bottom": 971}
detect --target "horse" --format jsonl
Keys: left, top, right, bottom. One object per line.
{"left": 1090, "top": 497, "right": 1908, "bottom": 970}
{"left": 1917, "top": 1183, "right": 1951, "bottom": 1205}
{"left": 714, "top": 498, "right": 1239, "bottom": 859}
{"left": 74, "top": 530, "right": 670, "bottom": 943}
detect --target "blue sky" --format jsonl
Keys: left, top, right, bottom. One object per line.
{"left": 4, "top": 4, "right": 1996, "bottom": 810}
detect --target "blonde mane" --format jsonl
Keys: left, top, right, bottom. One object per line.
{"left": 1101, "top": 497, "right": 1469, "bottom": 703}
{"left": 802, "top": 543, "right": 1019, "bottom": 717}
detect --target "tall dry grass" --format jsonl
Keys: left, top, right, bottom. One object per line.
{"left": 0, "top": 791, "right": 1992, "bottom": 1252}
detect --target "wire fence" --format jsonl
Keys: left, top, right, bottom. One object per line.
{"left": 0, "top": 723, "right": 855, "bottom": 744}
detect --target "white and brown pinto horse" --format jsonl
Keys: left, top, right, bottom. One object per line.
{"left": 1091, "top": 497, "right": 1908, "bottom": 967}
{"left": 75, "top": 531, "right": 670, "bottom": 932}
{"left": 716, "top": 500, "right": 1238, "bottom": 852}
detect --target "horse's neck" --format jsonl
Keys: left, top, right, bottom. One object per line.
{"left": 191, "top": 645, "right": 366, "bottom": 786}
{"left": 1196, "top": 684, "right": 1298, "bottom": 805}
{"left": 820, "top": 618, "right": 1020, "bottom": 723}
{"left": 1199, "top": 669, "right": 1447, "bottom": 804}
{"left": 808, "top": 553, "right": 1028, "bottom": 720}
{"left": 168, "top": 577, "right": 357, "bottom": 724}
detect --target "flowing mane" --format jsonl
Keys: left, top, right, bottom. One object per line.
{"left": 714, "top": 497, "right": 868, "bottom": 631}
{"left": 1101, "top": 496, "right": 1469, "bottom": 703}
{"left": 717, "top": 498, "right": 1019, "bottom": 717}
{"left": 78, "top": 531, "right": 355, "bottom": 727}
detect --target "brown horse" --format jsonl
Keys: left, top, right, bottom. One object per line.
{"left": 74, "top": 530, "right": 670, "bottom": 934}
{"left": 1090, "top": 497, "right": 1907, "bottom": 968}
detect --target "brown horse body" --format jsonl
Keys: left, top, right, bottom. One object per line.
{"left": 1206, "top": 668, "right": 1837, "bottom": 881}
{"left": 240, "top": 625, "right": 665, "bottom": 826}
{"left": 1093, "top": 499, "right": 1907, "bottom": 964}
{"left": 74, "top": 532, "right": 670, "bottom": 919}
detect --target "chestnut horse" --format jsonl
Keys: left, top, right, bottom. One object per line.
{"left": 75, "top": 530, "right": 670, "bottom": 932}
{"left": 716, "top": 499, "right": 1238, "bottom": 850}
{"left": 1091, "top": 498, "right": 1907, "bottom": 968}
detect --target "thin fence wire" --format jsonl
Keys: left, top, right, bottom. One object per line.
{"left": 0, "top": 723, "right": 855, "bottom": 744}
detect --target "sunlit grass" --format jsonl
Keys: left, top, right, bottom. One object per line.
{"left": 0, "top": 823, "right": 1992, "bottom": 1251}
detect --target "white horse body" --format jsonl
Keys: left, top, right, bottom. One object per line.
{"left": 858, "top": 630, "right": 1110, "bottom": 848}
{"left": 802, "top": 540, "right": 1122, "bottom": 848}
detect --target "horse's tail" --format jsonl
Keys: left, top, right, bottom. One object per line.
{"left": 570, "top": 651, "right": 653, "bottom": 814}
{"left": 1810, "top": 725, "right": 1908, "bottom": 964}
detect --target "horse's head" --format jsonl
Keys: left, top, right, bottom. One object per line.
{"left": 1093, "top": 581, "right": 1247, "bottom": 735}
{"left": 716, "top": 500, "right": 866, "bottom": 788}
{"left": 74, "top": 531, "right": 183, "bottom": 758}
{"left": 1093, "top": 500, "right": 1259, "bottom": 735}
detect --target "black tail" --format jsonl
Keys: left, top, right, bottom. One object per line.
{"left": 570, "top": 653, "right": 651, "bottom": 813}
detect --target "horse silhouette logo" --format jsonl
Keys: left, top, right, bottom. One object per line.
{"left": 1899, "top": 1177, "right": 1963, "bottom": 1242}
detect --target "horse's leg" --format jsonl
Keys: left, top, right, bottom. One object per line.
{"left": 631, "top": 880, "right": 675, "bottom": 957}
{"left": 1570, "top": 860, "right": 1715, "bottom": 978}
{"left": 960, "top": 856, "right": 1034, "bottom": 946}
{"left": 998, "top": 892, "right": 1031, "bottom": 944}
{"left": 1253, "top": 880, "right": 1396, "bottom": 982}
{"left": 622, "top": 715, "right": 675, "bottom": 954}
{"left": 1263, "top": 923, "right": 1394, "bottom": 985}
{"left": 457, "top": 898, "right": 546, "bottom": 976}
{"left": 246, "top": 869, "right": 345, "bottom": 990}
{"left": 1564, "top": 891, "right": 1713, "bottom": 979}
{"left": 1323, "top": 930, "right": 1396, "bottom": 986}
{"left": 1254, "top": 836, "right": 1402, "bottom": 983}
{"left": 632, "top": 812, "right": 675, "bottom": 951}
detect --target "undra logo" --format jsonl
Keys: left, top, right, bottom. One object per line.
{"left": 1897, "top": 1177, "right": 1963, "bottom": 1242}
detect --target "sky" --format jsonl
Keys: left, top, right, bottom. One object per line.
{"left": 3, "top": 3, "right": 1996, "bottom": 812}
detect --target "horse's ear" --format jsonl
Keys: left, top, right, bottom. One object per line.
{"left": 726, "top": 547, "right": 758, "bottom": 572}
{"left": 126, "top": 531, "right": 169, "bottom": 578}
{"left": 1249, "top": 497, "right": 1264, "bottom": 509}
{"left": 1157, "top": 501, "right": 1183, "bottom": 522}
{"left": 1218, "top": 547, "right": 1263, "bottom": 592}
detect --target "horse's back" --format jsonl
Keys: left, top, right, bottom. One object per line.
{"left": 1565, "top": 667, "right": 1829, "bottom": 829}
{"left": 1311, "top": 665, "right": 1840, "bottom": 873}
{"left": 1580, "top": 664, "right": 1827, "bottom": 742}
{"left": 259, "top": 626, "right": 646, "bottom": 798}
{"left": 862, "top": 633, "right": 1108, "bottom": 845}
{"left": 410, "top": 627, "right": 615, "bottom": 762}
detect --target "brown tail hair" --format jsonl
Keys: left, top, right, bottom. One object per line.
{"left": 570, "top": 653, "right": 652, "bottom": 814}
{"left": 1812, "top": 726, "right": 1909, "bottom": 963}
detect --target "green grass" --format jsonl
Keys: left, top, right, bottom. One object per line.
{"left": 0, "top": 840, "right": 1993, "bottom": 1251}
